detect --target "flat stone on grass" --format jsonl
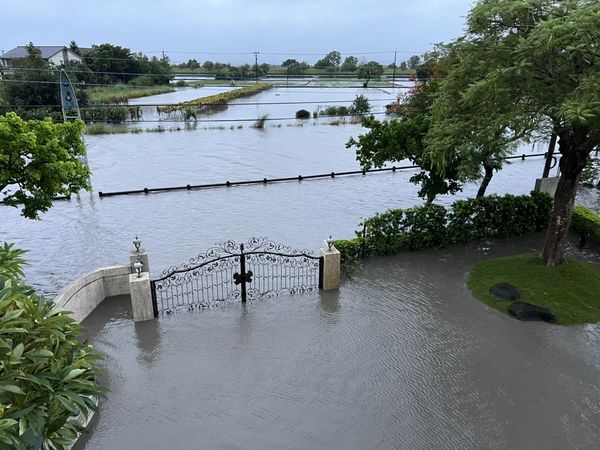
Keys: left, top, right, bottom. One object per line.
{"left": 490, "top": 282, "right": 519, "bottom": 300}
{"left": 509, "top": 301, "right": 556, "bottom": 323}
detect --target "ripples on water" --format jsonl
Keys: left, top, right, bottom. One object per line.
{"left": 1, "top": 87, "right": 599, "bottom": 296}
{"left": 79, "top": 235, "right": 600, "bottom": 450}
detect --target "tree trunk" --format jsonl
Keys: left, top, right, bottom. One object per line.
{"left": 476, "top": 164, "right": 494, "bottom": 198}
{"left": 542, "top": 132, "right": 591, "bottom": 266}
{"left": 542, "top": 132, "right": 558, "bottom": 178}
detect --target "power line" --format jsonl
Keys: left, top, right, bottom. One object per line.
{"left": 0, "top": 98, "right": 397, "bottom": 109}
{"left": 0, "top": 78, "right": 414, "bottom": 91}
{"left": 74, "top": 112, "right": 388, "bottom": 124}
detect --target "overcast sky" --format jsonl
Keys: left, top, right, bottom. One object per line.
{"left": 0, "top": 0, "right": 474, "bottom": 65}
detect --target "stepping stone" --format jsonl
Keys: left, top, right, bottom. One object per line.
{"left": 509, "top": 302, "right": 556, "bottom": 323}
{"left": 490, "top": 282, "right": 519, "bottom": 300}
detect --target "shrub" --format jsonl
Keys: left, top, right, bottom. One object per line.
{"left": 347, "top": 192, "right": 553, "bottom": 262}
{"left": 295, "top": 109, "right": 310, "bottom": 119}
{"left": 334, "top": 239, "right": 363, "bottom": 264}
{"left": 571, "top": 205, "right": 600, "bottom": 246}
{"left": 253, "top": 113, "right": 268, "bottom": 129}
{"left": 0, "top": 243, "right": 103, "bottom": 449}
{"left": 349, "top": 94, "right": 371, "bottom": 116}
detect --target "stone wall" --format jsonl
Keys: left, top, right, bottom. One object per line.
{"left": 54, "top": 265, "right": 131, "bottom": 323}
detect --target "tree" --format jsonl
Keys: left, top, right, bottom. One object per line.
{"left": 0, "top": 243, "right": 103, "bottom": 449}
{"left": 314, "top": 51, "right": 341, "bottom": 71}
{"left": 347, "top": 76, "right": 462, "bottom": 203}
{"left": 282, "top": 59, "right": 308, "bottom": 75}
{"left": 282, "top": 58, "right": 299, "bottom": 68}
{"left": 341, "top": 56, "right": 359, "bottom": 72}
{"left": 426, "top": 0, "right": 600, "bottom": 266}
{"left": 185, "top": 58, "right": 200, "bottom": 69}
{"left": 349, "top": 94, "right": 371, "bottom": 116}
{"left": 357, "top": 61, "right": 383, "bottom": 87}
{"left": 399, "top": 61, "right": 408, "bottom": 71}
{"left": 0, "top": 113, "right": 90, "bottom": 219}
{"left": 202, "top": 60, "right": 215, "bottom": 70}
{"left": 407, "top": 55, "right": 421, "bottom": 69}
{"left": 2, "top": 43, "right": 56, "bottom": 106}
{"left": 84, "top": 43, "right": 140, "bottom": 83}
{"left": 68, "top": 40, "right": 80, "bottom": 55}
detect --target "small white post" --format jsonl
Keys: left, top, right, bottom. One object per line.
{"left": 321, "top": 240, "right": 341, "bottom": 291}
{"left": 129, "top": 273, "right": 154, "bottom": 322}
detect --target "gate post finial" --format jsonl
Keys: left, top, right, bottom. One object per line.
{"left": 130, "top": 235, "right": 150, "bottom": 274}
{"left": 321, "top": 237, "right": 340, "bottom": 291}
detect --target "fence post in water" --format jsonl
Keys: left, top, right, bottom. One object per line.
{"left": 320, "top": 239, "right": 341, "bottom": 291}
{"left": 129, "top": 236, "right": 154, "bottom": 321}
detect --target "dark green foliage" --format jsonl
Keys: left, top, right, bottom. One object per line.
{"left": 0, "top": 244, "right": 104, "bottom": 449}
{"left": 333, "top": 239, "right": 363, "bottom": 265}
{"left": 335, "top": 192, "right": 552, "bottom": 263}
{"left": 571, "top": 205, "right": 600, "bottom": 245}
{"left": 347, "top": 75, "right": 462, "bottom": 203}
{"left": 319, "top": 106, "right": 349, "bottom": 117}
{"left": 314, "top": 51, "right": 341, "bottom": 71}
{"left": 341, "top": 56, "right": 358, "bottom": 72}
{"left": 356, "top": 61, "right": 384, "bottom": 86}
{"left": 349, "top": 95, "right": 371, "bottom": 116}
{"left": 295, "top": 109, "right": 310, "bottom": 119}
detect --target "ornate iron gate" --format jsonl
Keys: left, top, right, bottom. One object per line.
{"left": 150, "top": 238, "right": 323, "bottom": 315}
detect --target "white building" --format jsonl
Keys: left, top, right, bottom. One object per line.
{"left": 0, "top": 46, "right": 82, "bottom": 68}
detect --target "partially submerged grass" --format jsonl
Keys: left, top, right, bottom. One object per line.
{"left": 88, "top": 85, "right": 176, "bottom": 104}
{"left": 158, "top": 83, "right": 272, "bottom": 113}
{"left": 252, "top": 113, "right": 269, "bottom": 129}
{"left": 468, "top": 253, "right": 600, "bottom": 325}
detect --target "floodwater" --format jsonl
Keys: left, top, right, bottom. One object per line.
{"left": 77, "top": 233, "right": 600, "bottom": 450}
{"left": 1, "top": 86, "right": 599, "bottom": 296}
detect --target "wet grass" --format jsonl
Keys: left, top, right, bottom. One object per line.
{"left": 468, "top": 253, "right": 600, "bottom": 325}
{"left": 88, "top": 85, "right": 176, "bottom": 104}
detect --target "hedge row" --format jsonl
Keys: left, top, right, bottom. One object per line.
{"left": 571, "top": 205, "right": 600, "bottom": 245}
{"left": 335, "top": 192, "right": 553, "bottom": 263}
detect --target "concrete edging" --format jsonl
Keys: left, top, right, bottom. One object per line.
{"left": 54, "top": 265, "right": 131, "bottom": 324}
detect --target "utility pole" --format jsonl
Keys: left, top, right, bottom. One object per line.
{"left": 253, "top": 51, "right": 259, "bottom": 84}
{"left": 392, "top": 50, "right": 397, "bottom": 88}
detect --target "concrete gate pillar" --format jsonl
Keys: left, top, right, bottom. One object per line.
{"left": 321, "top": 241, "right": 341, "bottom": 291}
{"left": 129, "top": 238, "right": 154, "bottom": 321}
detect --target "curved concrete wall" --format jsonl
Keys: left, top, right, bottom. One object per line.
{"left": 54, "top": 265, "right": 131, "bottom": 323}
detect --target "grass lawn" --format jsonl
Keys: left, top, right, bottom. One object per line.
{"left": 468, "top": 253, "right": 600, "bottom": 325}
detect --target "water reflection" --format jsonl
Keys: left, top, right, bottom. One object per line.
{"left": 134, "top": 319, "right": 162, "bottom": 368}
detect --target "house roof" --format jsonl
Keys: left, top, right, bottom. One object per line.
{"left": 1, "top": 46, "right": 69, "bottom": 60}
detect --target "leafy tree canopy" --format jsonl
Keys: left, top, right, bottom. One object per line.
{"left": 314, "top": 51, "right": 341, "bottom": 70}
{"left": 347, "top": 74, "right": 462, "bottom": 202}
{"left": 357, "top": 61, "right": 384, "bottom": 86}
{"left": 425, "top": 0, "right": 600, "bottom": 265}
{"left": 341, "top": 56, "right": 359, "bottom": 72}
{"left": 0, "top": 113, "right": 90, "bottom": 219}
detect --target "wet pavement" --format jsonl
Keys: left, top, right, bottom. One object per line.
{"left": 78, "top": 233, "right": 600, "bottom": 450}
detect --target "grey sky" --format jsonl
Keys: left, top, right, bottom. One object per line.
{"left": 1, "top": 0, "right": 474, "bottom": 65}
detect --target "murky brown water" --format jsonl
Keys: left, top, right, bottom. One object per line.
{"left": 78, "top": 233, "right": 600, "bottom": 450}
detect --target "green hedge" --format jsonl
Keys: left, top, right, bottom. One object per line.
{"left": 335, "top": 191, "right": 553, "bottom": 263}
{"left": 571, "top": 205, "right": 600, "bottom": 245}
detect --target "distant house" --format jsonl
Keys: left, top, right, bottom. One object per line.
{"left": 0, "top": 46, "right": 83, "bottom": 68}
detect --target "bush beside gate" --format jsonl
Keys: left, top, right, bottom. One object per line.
{"left": 336, "top": 192, "right": 553, "bottom": 264}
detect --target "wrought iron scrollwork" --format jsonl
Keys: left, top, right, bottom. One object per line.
{"left": 151, "top": 238, "right": 323, "bottom": 316}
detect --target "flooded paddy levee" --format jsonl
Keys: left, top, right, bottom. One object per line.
{"left": 78, "top": 234, "right": 600, "bottom": 450}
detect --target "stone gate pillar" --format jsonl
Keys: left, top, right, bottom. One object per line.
{"left": 129, "top": 236, "right": 154, "bottom": 321}
{"left": 321, "top": 240, "right": 341, "bottom": 291}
